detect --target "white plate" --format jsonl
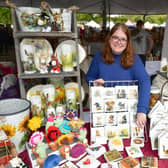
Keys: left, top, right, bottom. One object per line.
{"left": 64, "top": 82, "right": 85, "bottom": 102}
{"left": 55, "top": 40, "right": 86, "bottom": 66}
{"left": 20, "top": 38, "right": 53, "bottom": 72}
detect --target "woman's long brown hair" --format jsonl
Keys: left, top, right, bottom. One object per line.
{"left": 102, "top": 23, "right": 135, "bottom": 68}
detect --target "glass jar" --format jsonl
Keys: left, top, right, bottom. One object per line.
{"left": 149, "top": 86, "right": 160, "bottom": 109}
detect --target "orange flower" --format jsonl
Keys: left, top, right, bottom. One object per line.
{"left": 0, "top": 124, "right": 16, "bottom": 138}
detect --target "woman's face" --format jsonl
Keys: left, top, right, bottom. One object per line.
{"left": 109, "top": 28, "right": 127, "bottom": 55}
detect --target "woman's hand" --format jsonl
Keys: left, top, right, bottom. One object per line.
{"left": 136, "top": 112, "right": 146, "bottom": 129}
{"left": 94, "top": 79, "right": 105, "bottom": 86}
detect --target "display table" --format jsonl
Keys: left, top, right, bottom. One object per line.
{"left": 19, "top": 121, "right": 168, "bottom": 168}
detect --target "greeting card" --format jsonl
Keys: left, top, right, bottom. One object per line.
{"left": 76, "top": 155, "right": 101, "bottom": 168}
{"left": 91, "top": 98, "right": 104, "bottom": 112}
{"left": 115, "top": 86, "right": 128, "bottom": 99}
{"left": 118, "top": 124, "right": 130, "bottom": 138}
{"left": 131, "top": 123, "right": 144, "bottom": 138}
{"left": 86, "top": 143, "right": 106, "bottom": 158}
{"left": 141, "top": 156, "right": 158, "bottom": 168}
{"left": 59, "top": 161, "right": 78, "bottom": 168}
{"left": 108, "top": 136, "right": 124, "bottom": 151}
{"left": 127, "top": 85, "right": 138, "bottom": 99}
{"left": 158, "top": 131, "right": 168, "bottom": 159}
{"left": 115, "top": 99, "right": 128, "bottom": 111}
{"left": 105, "top": 126, "right": 118, "bottom": 139}
{"left": 128, "top": 99, "right": 138, "bottom": 112}
{"left": 90, "top": 86, "right": 104, "bottom": 99}
{"left": 105, "top": 113, "right": 117, "bottom": 125}
{"left": 93, "top": 113, "right": 105, "bottom": 127}
{"left": 104, "top": 98, "right": 116, "bottom": 112}
{"left": 119, "top": 156, "right": 140, "bottom": 168}
{"left": 117, "top": 112, "right": 129, "bottom": 125}
{"left": 131, "top": 137, "right": 144, "bottom": 147}
{"left": 103, "top": 87, "right": 115, "bottom": 98}
{"left": 104, "top": 149, "right": 123, "bottom": 163}
{"left": 91, "top": 127, "right": 106, "bottom": 144}
{"left": 125, "top": 146, "right": 143, "bottom": 158}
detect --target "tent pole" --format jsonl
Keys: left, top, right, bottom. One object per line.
{"left": 102, "top": 0, "right": 107, "bottom": 30}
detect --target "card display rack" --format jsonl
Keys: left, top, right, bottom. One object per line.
{"left": 88, "top": 80, "right": 143, "bottom": 145}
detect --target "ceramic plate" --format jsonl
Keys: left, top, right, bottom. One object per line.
{"left": 20, "top": 38, "right": 53, "bottom": 72}
{"left": 64, "top": 82, "right": 85, "bottom": 102}
{"left": 55, "top": 40, "right": 86, "bottom": 66}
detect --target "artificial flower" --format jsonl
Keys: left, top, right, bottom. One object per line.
{"left": 28, "top": 116, "right": 42, "bottom": 131}
{"left": 0, "top": 124, "right": 16, "bottom": 138}
{"left": 46, "top": 126, "right": 60, "bottom": 143}
{"left": 29, "top": 131, "right": 44, "bottom": 147}
{"left": 18, "top": 116, "right": 29, "bottom": 132}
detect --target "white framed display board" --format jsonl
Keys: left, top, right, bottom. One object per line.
{"left": 88, "top": 80, "right": 145, "bottom": 145}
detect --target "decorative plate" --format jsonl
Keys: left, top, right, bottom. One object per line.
{"left": 20, "top": 38, "right": 53, "bottom": 73}
{"left": 16, "top": 7, "right": 42, "bottom": 32}
{"left": 55, "top": 40, "right": 86, "bottom": 66}
{"left": 64, "top": 82, "right": 85, "bottom": 102}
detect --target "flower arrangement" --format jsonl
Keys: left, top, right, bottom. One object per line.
{"left": 18, "top": 115, "right": 42, "bottom": 149}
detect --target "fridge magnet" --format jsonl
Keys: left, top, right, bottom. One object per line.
{"left": 104, "top": 98, "right": 116, "bottom": 112}
{"left": 104, "top": 149, "right": 123, "bottom": 163}
{"left": 76, "top": 155, "right": 100, "bottom": 168}
{"left": 86, "top": 143, "right": 106, "bottom": 158}
{"left": 91, "top": 98, "right": 104, "bottom": 112}
{"left": 105, "top": 126, "right": 118, "bottom": 139}
{"left": 93, "top": 113, "right": 105, "bottom": 127}
{"left": 117, "top": 112, "right": 129, "bottom": 125}
{"left": 105, "top": 112, "right": 117, "bottom": 126}
{"left": 115, "top": 86, "right": 127, "bottom": 99}
{"left": 125, "top": 146, "right": 143, "bottom": 158}
{"left": 115, "top": 99, "right": 128, "bottom": 111}
{"left": 141, "top": 156, "right": 158, "bottom": 168}
{"left": 131, "top": 137, "right": 144, "bottom": 147}
{"left": 118, "top": 124, "right": 130, "bottom": 138}
{"left": 127, "top": 85, "right": 138, "bottom": 99}
{"left": 108, "top": 136, "right": 124, "bottom": 151}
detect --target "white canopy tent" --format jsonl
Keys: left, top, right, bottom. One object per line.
{"left": 85, "top": 20, "right": 101, "bottom": 28}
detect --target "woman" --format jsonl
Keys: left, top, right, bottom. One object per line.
{"left": 86, "top": 23, "right": 151, "bottom": 128}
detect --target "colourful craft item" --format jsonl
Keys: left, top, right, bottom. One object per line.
{"left": 59, "top": 145, "right": 71, "bottom": 158}
{"left": 57, "top": 134, "right": 74, "bottom": 146}
{"left": 59, "top": 120, "right": 72, "bottom": 134}
{"left": 46, "top": 126, "right": 60, "bottom": 143}
{"left": 29, "top": 131, "right": 44, "bottom": 147}
{"left": 70, "top": 144, "right": 86, "bottom": 158}
{"left": 83, "top": 158, "right": 91, "bottom": 165}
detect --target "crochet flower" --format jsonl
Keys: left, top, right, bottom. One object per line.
{"left": 28, "top": 116, "right": 42, "bottom": 131}
{"left": 46, "top": 126, "right": 60, "bottom": 143}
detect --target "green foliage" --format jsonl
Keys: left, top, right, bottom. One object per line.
{"left": 77, "top": 13, "right": 167, "bottom": 26}
{"left": 0, "top": 7, "right": 11, "bottom": 24}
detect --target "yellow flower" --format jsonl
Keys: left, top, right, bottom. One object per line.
{"left": 28, "top": 116, "right": 42, "bottom": 131}
{"left": 0, "top": 124, "right": 16, "bottom": 138}
{"left": 18, "top": 116, "right": 29, "bottom": 132}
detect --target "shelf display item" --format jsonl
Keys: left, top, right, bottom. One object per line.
{"left": 131, "top": 137, "right": 144, "bottom": 147}
{"left": 16, "top": 7, "right": 72, "bottom": 32}
{"left": 108, "top": 136, "right": 124, "bottom": 151}
{"left": 20, "top": 38, "right": 53, "bottom": 74}
{"left": 55, "top": 40, "right": 86, "bottom": 67}
{"left": 64, "top": 82, "right": 85, "bottom": 102}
